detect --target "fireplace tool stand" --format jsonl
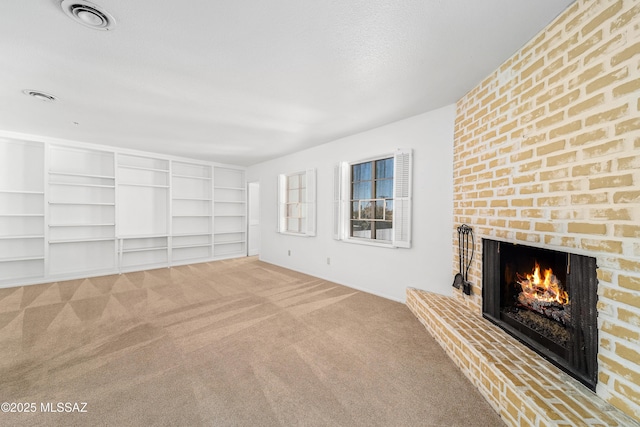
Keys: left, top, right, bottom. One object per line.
{"left": 452, "top": 224, "right": 474, "bottom": 295}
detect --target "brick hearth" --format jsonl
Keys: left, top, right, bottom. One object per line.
{"left": 407, "top": 288, "right": 639, "bottom": 427}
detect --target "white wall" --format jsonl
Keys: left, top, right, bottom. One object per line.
{"left": 247, "top": 104, "right": 455, "bottom": 302}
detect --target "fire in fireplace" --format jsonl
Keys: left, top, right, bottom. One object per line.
{"left": 517, "top": 262, "right": 569, "bottom": 323}
{"left": 482, "top": 239, "right": 598, "bottom": 390}
{"left": 506, "top": 260, "right": 571, "bottom": 350}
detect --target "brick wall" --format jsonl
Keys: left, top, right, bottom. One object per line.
{"left": 453, "top": 0, "right": 640, "bottom": 421}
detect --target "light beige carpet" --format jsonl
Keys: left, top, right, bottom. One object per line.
{"left": 0, "top": 257, "right": 504, "bottom": 426}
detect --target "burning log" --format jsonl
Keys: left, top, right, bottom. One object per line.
{"left": 517, "top": 294, "right": 571, "bottom": 325}
{"left": 516, "top": 261, "right": 571, "bottom": 325}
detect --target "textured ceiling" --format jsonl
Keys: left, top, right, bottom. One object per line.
{"left": 0, "top": 1, "right": 574, "bottom": 166}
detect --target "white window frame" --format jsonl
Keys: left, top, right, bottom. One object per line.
{"left": 333, "top": 149, "right": 412, "bottom": 248}
{"left": 278, "top": 169, "right": 316, "bottom": 236}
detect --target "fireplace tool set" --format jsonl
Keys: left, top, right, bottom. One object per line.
{"left": 452, "top": 224, "right": 474, "bottom": 295}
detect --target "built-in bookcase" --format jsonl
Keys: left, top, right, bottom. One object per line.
{"left": 0, "top": 137, "right": 246, "bottom": 287}
{"left": 213, "top": 167, "right": 246, "bottom": 258}
{"left": 0, "top": 139, "right": 45, "bottom": 285}
{"left": 48, "top": 145, "right": 116, "bottom": 276}
{"left": 117, "top": 154, "right": 170, "bottom": 272}
{"left": 171, "top": 161, "right": 213, "bottom": 265}
{"left": 118, "top": 236, "right": 168, "bottom": 271}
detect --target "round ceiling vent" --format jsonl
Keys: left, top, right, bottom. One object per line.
{"left": 23, "top": 90, "right": 57, "bottom": 102}
{"left": 60, "top": 0, "right": 116, "bottom": 30}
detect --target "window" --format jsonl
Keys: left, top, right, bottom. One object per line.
{"left": 334, "top": 149, "right": 412, "bottom": 247}
{"left": 285, "top": 172, "right": 306, "bottom": 233}
{"left": 350, "top": 157, "right": 394, "bottom": 240}
{"left": 278, "top": 169, "right": 316, "bottom": 236}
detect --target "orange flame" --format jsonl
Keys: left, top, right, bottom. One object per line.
{"left": 517, "top": 262, "right": 569, "bottom": 305}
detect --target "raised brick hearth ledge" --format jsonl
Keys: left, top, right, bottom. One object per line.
{"left": 406, "top": 288, "right": 639, "bottom": 427}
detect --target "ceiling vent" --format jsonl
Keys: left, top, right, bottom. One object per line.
{"left": 23, "top": 90, "right": 57, "bottom": 102}
{"left": 60, "top": 0, "right": 116, "bottom": 30}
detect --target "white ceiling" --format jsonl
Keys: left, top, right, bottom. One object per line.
{"left": 0, "top": 1, "right": 574, "bottom": 166}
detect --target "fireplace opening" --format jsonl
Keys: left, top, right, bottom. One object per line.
{"left": 482, "top": 239, "right": 598, "bottom": 390}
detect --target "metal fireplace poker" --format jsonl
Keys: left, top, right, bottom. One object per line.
{"left": 452, "top": 224, "right": 474, "bottom": 295}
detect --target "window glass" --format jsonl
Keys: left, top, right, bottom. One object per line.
{"left": 350, "top": 157, "right": 393, "bottom": 241}
{"left": 284, "top": 172, "right": 305, "bottom": 233}
{"left": 288, "top": 174, "right": 299, "bottom": 189}
{"left": 287, "top": 204, "right": 299, "bottom": 217}
{"left": 287, "top": 218, "right": 299, "bottom": 233}
{"left": 360, "top": 201, "right": 373, "bottom": 219}
{"left": 352, "top": 163, "right": 371, "bottom": 182}
{"left": 374, "top": 200, "right": 386, "bottom": 220}
{"left": 375, "top": 221, "right": 393, "bottom": 240}
{"left": 375, "top": 180, "right": 393, "bottom": 199}
{"left": 375, "top": 158, "right": 393, "bottom": 179}
{"left": 385, "top": 201, "right": 393, "bottom": 220}
{"left": 351, "top": 220, "right": 370, "bottom": 238}
{"left": 352, "top": 182, "right": 371, "bottom": 200}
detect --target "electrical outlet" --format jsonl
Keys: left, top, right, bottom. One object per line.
{"left": 327, "top": 257, "right": 330, "bottom": 265}
{"left": 288, "top": 250, "right": 291, "bottom": 256}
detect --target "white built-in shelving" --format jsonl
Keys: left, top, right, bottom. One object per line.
{"left": 213, "top": 167, "right": 247, "bottom": 258}
{"left": 117, "top": 154, "right": 170, "bottom": 271}
{"left": 48, "top": 145, "right": 116, "bottom": 276}
{"left": 0, "top": 139, "right": 46, "bottom": 284}
{"left": 118, "top": 235, "right": 168, "bottom": 271}
{"left": 171, "top": 161, "right": 213, "bottom": 265}
{"left": 0, "top": 137, "right": 247, "bottom": 287}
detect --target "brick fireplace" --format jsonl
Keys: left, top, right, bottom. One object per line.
{"left": 411, "top": 1, "right": 639, "bottom": 425}
{"left": 482, "top": 239, "right": 599, "bottom": 390}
